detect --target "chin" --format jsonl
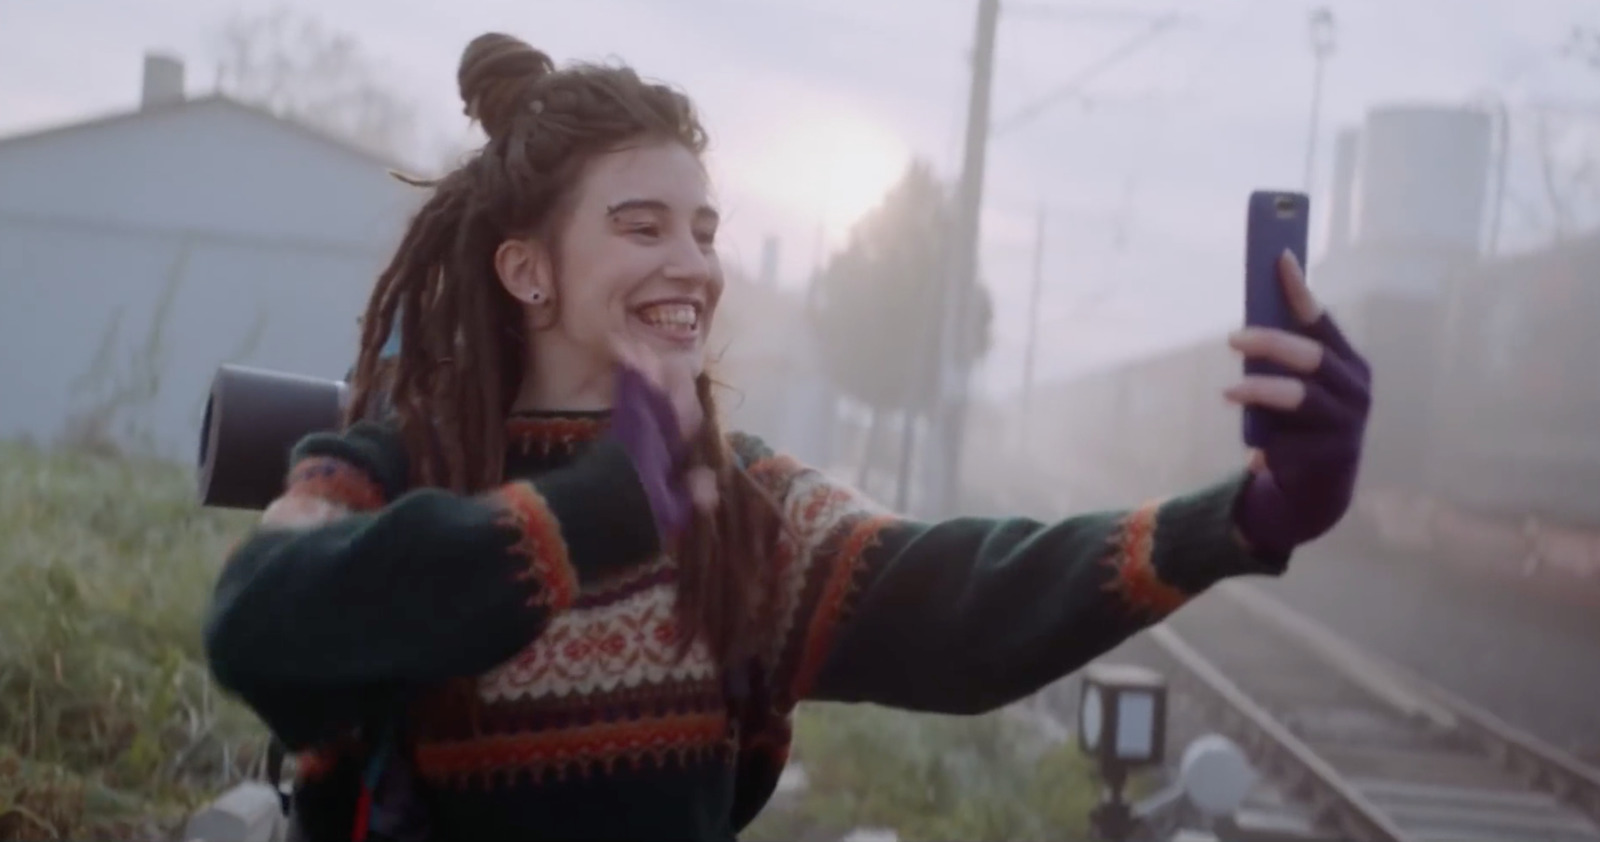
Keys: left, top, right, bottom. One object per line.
{"left": 652, "top": 339, "right": 706, "bottom": 374}
{"left": 627, "top": 310, "right": 707, "bottom": 371}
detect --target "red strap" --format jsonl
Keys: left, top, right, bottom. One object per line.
{"left": 351, "top": 787, "right": 373, "bottom": 842}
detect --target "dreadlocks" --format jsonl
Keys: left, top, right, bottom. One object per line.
{"left": 342, "top": 32, "right": 782, "bottom": 668}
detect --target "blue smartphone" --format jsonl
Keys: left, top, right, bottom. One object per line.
{"left": 1242, "top": 189, "right": 1309, "bottom": 448}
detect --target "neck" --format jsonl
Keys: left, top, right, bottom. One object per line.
{"left": 511, "top": 332, "right": 615, "bottom": 414}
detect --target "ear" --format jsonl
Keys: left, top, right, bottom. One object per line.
{"left": 494, "top": 238, "right": 554, "bottom": 305}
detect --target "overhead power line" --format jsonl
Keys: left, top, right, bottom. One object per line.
{"left": 991, "top": 12, "right": 1191, "bottom": 137}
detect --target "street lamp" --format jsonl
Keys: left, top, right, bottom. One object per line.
{"left": 1304, "top": 7, "right": 1338, "bottom": 194}
{"left": 1078, "top": 663, "right": 1169, "bottom": 842}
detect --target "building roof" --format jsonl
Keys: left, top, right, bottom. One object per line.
{"left": 0, "top": 92, "right": 414, "bottom": 175}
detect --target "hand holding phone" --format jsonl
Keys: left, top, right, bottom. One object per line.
{"left": 1224, "top": 189, "right": 1375, "bottom": 554}
{"left": 1241, "top": 190, "right": 1310, "bottom": 447}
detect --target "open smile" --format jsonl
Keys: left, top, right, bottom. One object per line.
{"left": 631, "top": 299, "right": 702, "bottom": 345}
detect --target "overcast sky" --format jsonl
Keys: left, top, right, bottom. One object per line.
{"left": 2, "top": 0, "right": 1596, "bottom": 397}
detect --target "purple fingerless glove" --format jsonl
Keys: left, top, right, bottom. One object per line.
{"left": 606, "top": 364, "right": 696, "bottom": 541}
{"left": 1233, "top": 312, "right": 1372, "bottom": 555}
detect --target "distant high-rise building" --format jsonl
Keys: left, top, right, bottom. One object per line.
{"left": 1351, "top": 105, "right": 1493, "bottom": 256}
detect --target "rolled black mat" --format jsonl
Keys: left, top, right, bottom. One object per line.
{"left": 197, "top": 365, "right": 347, "bottom": 510}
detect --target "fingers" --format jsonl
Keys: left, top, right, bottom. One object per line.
{"left": 1229, "top": 326, "right": 1324, "bottom": 375}
{"left": 1278, "top": 250, "right": 1324, "bottom": 327}
{"left": 1232, "top": 273, "right": 1372, "bottom": 416}
{"left": 610, "top": 335, "right": 706, "bottom": 447}
{"left": 1249, "top": 252, "right": 1367, "bottom": 376}
{"left": 1311, "top": 347, "right": 1370, "bottom": 404}
{"left": 657, "top": 354, "right": 703, "bottom": 444}
{"left": 261, "top": 496, "right": 350, "bottom": 530}
{"left": 1226, "top": 375, "right": 1362, "bottom": 430}
{"left": 1302, "top": 310, "right": 1365, "bottom": 371}
{"left": 686, "top": 466, "right": 719, "bottom": 514}
{"left": 615, "top": 363, "right": 686, "bottom": 453}
{"left": 1245, "top": 448, "right": 1268, "bottom": 475}
{"left": 1273, "top": 250, "right": 1365, "bottom": 372}
{"left": 1224, "top": 375, "right": 1305, "bottom": 412}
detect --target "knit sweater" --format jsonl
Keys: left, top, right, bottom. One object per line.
{"left": 203, "top": 412, "right": 1288, "bottom": 842}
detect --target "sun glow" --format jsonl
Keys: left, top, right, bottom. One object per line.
{"left": 727, "top": 107, "right": 911, "bottom": 243}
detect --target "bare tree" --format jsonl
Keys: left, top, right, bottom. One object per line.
{"left": 1506, "top": 24, "right": 1600, "bottom": 243}
{"left": 1563, "top": 24, "right": 1599, "bottom": 70}
{"left": 211, "top": 7, "right": 418, "bottom": 164}
{"left": 809, "top": 162, "right": 994, "bottom": 506}
{"left": 1528, "top": 109, "right": 1598, "bottom": 241}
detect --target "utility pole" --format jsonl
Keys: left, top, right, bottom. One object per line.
{"left": 1019, "top": 203, "right": 1047, "bottom": 435}
{"left": 1303, "top": 7, "right": 1337, "bottom": 194}
{"left": 923, "top": 1, "right": 1183, "bottom": 517}
{"left": 929, "top": 0, "right": 1002, "bottom": 518}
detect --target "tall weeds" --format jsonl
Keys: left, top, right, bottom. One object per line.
{"left": 0, "top": 442, "right": 261, "bottom": 840}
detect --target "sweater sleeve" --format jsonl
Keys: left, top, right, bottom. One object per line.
{"left": 730, "top": 433, "right": 1289, "bottom": 717}
{"left": 202, "top": 421, "right": 661, "bottom": 748}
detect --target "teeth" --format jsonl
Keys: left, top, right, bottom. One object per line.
{"left": 638, "top": 303, "right": 698, "bottom": 331}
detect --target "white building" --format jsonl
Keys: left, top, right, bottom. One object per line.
{"left": 0, "top": 54, "right": 422, "bottom": 459}
{"left": 0, "top": 52, "right": 842, "bottom": 470}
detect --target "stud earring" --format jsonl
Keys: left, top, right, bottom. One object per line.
{"left": 526, "top": 289, "right": 546, "bottom": 305}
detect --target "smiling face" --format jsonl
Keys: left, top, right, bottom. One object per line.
{"left": 497, "top": 139, "right": 723, "bottom": 409}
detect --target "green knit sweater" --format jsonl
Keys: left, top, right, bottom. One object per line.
{"left": 203, "top": 412, "right": 1286, "bottom": 842}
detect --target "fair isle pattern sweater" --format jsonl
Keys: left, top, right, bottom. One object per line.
{"left": 203, "top": 412, "right": 1288, "bottom": 842}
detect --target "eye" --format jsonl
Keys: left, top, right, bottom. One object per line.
{"left": 694, "top": 227, "right": 717, "bottom": 247}
{"left": 625, "top": 222, "right": 662, "bottom": 238}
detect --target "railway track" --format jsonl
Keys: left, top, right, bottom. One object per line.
{"left": 1147, "top": 581, "right": 1600, "bottom": 842}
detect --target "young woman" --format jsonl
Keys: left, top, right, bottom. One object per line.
{"left": 203, "top": 32, "right": 1372, "bottom": 842}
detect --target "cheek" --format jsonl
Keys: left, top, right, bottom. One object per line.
{"left": 704, "top": 258, "right": 726, "bottom": 310}
{"left": 559, "top": 286, "right": 625, "bottom": 344}
{"left": 557, "top": 267, "right": 640, "bottom": 347}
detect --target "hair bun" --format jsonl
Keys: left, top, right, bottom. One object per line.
{"left": 458, "top": 33, "right": 555, "bottom": 142}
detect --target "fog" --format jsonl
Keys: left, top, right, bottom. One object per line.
{"left": 1, "top": 1, "right": 1597, "bottom": 840}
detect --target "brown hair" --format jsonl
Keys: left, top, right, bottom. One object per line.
{"left": 344, "top": 33, "right": 784, "bottom": 668}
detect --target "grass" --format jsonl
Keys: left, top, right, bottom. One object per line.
{"left": 0, "top": 440, "right": 262, "bottom": 841}
{"left": 743, "top": 703, "right": 1105, "bottom": 842}
{"left": 0, "top": 439, "right": 1109, "bottom": 841}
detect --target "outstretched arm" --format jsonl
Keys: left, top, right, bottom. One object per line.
{"left": 203, "top": 421, "right": 660, "bottom": 748}
{"left": 736, "top": 435, "right": 1285, "bottom": 717}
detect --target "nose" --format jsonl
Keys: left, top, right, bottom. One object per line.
{"left": 662, "top": 229, "right": 714, "bottom": 285}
